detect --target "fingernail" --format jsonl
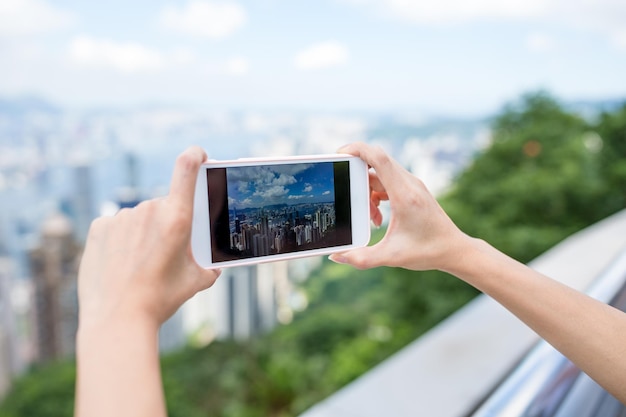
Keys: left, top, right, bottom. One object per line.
{"left": 329, "top": 254, "right": 347, "bottom": 264}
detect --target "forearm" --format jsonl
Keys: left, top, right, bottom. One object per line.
{"left": 445, "top": 237, "right": 626, "bottom": 403}
{"left": 75, "top": 317, "right": 166, "bottom": 417}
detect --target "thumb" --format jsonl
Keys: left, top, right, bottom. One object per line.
{"left": 329, "top": 244, "right": 390, "bottom": 270}
{"left": 194, "top": 268, "right": 222, "bottom": 293}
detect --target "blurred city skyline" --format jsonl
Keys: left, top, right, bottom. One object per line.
{"left": 1, "top": 0, "right": 626, "bottom": 115}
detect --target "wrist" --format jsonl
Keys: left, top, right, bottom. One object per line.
{"left": 437, "top": 233, "right": 489, "bottom": 276}
{"left": 75, "top": 304, "right": 165, "bottom": 417}
{"left": 439, "top": 234, "right": 521, "bottom": 294}
{"left": 77, "top": 308, "right": 160, "bottom": 353}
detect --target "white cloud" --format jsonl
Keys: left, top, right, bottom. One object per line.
{"left": 614, "top": 31, "right": 626, "bottom": 50}
{"left": 68, "top": 36, "right": 164, "bottom": 74}
{"left": 158, "top": 0, "right": 247, "bottom": 39}
{"left": 0, "top": 0, "right": 74, "bottom": 36}
{"left": 346, "top": 0, "right": 626, "bottom": 48}
{"left": 254, "top": 185, "right": 289, "bottom": 199}
{"left": 559, "top": 1, "right": 626, "bottom": 50}
{"left": 272, "top": 173, "right": 297, "bottom": 187}
{"left": 294, "top": 41, "right": 349, "bottom": 70}
{"left": 303, "top": 183, "right": 313, "bottom": 192}
{"left": 171, "top": 47, "right": 197, "bottom": 66}
{"left": 525, "top": 32, "right": 556, "bottom": 53}
{"left": 237, "top": 181, "right": 249, "bottom": 193}
{"left": 348, "top": 0, "right": 544, "bottom": 25}
{"left": 225, "top": 56, "right": 249, "bottom": 75}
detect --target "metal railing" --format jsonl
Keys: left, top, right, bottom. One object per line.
{"left": 469, "top": 247, "right": 626, "bottom": 417}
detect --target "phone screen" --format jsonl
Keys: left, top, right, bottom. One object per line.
{"left": 206, "top": 161, "right": 352, "bottom": 263}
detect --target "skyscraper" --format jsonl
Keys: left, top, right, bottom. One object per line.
{"left": 0, "top": 252, "right": 17, "bottom": 397}
{"left": 28, "top": 213, "right": 81, "bottom": 362}
{"left": 72, "top": 163, "right": 94, "bottom": 242}
{"left": 116, "top": 154, "right": 143, "bottom": 210}
{"left": 253, "top": 234, "right": 270, "bottom": 257}
{"left": 220, "top": 262, "right": 288, "bottom": 340}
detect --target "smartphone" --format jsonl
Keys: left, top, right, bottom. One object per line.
{"left": 191, "top": 154, "right": 371, "bottom": 268}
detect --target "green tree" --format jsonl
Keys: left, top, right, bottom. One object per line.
{"left": 595, "top": 103, "right": 626, "bottom": 211}
{"left": 443, "top": 91, "right": 613, "bottom": 262}
{"left": 0, "top": 361, "right": 75, "bottom": 417}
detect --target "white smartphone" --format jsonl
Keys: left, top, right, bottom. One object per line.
{"left": 191, "top": 154, "right": 371, "bottom": 268}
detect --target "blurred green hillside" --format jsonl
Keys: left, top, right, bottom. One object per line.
{"left": 1, "top": 92, "right": 625, "bottom": 417}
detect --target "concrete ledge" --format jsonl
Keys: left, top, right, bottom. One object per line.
{"left": 300, "top": 210, "right": 626, "bottom": 417}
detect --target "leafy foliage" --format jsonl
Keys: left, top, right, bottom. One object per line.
{"left": 2, "top": 91, "right": 624, "bottom": 417}
{"left": 443, "top": 91, "right": 625, "bottom": 262}
{"left": 595, "top": 104, "right": 626, "bottom": 210}
{"left": 0, "top": 361, "right": 75, "bottom": 417}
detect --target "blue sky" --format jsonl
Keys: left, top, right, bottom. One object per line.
{"left": 1, "top": 0, "right": 626, "bottom": 114}
{"left": 227, "top": 162, "right": 334, "bottom": 209}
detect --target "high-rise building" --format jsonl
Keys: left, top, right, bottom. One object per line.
{"left": 159, "top": 307, "right": 184, "bottom": 353}
{"left": 125, "top": 153, "right": 139, "bottom": 190}
{"left": 28, "top": 213, "right": 81, "bottom": 362}
{"left": 0, "top": 253, "right": 17, "bottom": 397}
{"left": 235, "top": 218, "right": 241, "bottom": 235}
{"left": 218, "top": 262, "right": 287, "bottom": 340}
{"left": 242, "top": 225, "right": 253, "bottom": 252}
{"left": 72, "top": 163, "right": 94, "bottom": 242}
{"left": 295, "top": 225, "right": 304, "bottom": 246}
{"left": 253, "top": 234, "right": 269, "bottom": 257}
{"left": 117, "top": 152, "right": 143, "bottom": 209}
{"left": 159, "top": 261, "right": 292, "bottom": 350}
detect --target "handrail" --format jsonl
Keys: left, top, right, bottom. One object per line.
{"left": 469, "top": 246, "right": 626, "bottom": 417}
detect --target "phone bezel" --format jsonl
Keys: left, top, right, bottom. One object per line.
{"left": 191, "top": 154, "right": 371, "bottom": 268}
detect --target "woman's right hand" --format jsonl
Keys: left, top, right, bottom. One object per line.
{"left": 330, "top": 142, "right": 472, "bottom": 272}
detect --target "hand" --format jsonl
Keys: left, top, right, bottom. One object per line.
{"left": 77, "top": 146, "right": 221, "bottom": 330}
{"left": 330, "top": 142, "right": 470, "bottom": 272}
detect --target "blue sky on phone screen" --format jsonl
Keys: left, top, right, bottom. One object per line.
{"left": 226, "top": 163, "right": 334, "bottom": 209}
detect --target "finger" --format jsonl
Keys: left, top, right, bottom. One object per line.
{"left": 329, "top": 243, "right": 391, "bottom": 270}
{"left": 368, "top": 172, "right": 386, "bottom": 194}
{"left": 370, "top": 200, "right": 383, "bottom": 227}
{"left": 339, "top": 142, "right": 401, "bottom": 197}
{"left": 371, "top": 190, "right": 388, "bottom": 206}
{"left": 168, "top": 146, "right": 207, "bottom": 217}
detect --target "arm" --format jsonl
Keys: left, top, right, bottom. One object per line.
{"left": 75, "top": 147, "right": 221, "bottom": 417}
{"left": 449, "top": 237, "right": 626, "bottom": 402}
{"left": 330, "top": 142, "right": 626, "bottom": 403}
